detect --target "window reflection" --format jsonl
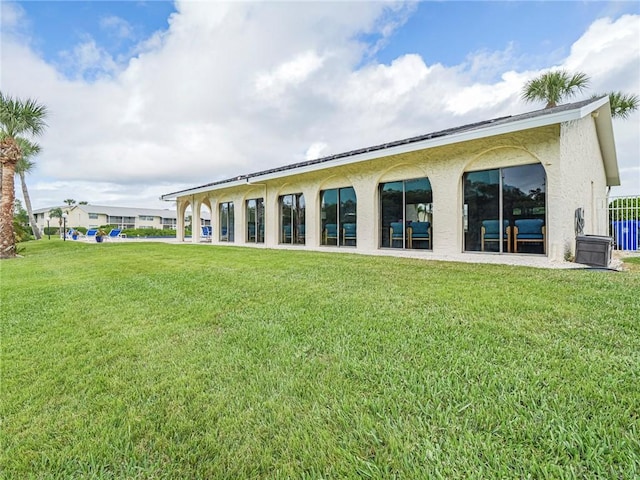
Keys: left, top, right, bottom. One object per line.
{"left": 380, "top": 177, "right": 432, "bottom": 249}
{"left": 321, "top": 187, "right": 357, "bottom": 246}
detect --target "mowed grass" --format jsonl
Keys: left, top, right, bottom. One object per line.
{"left": 2, "top": 240, "right": 639, "bottom": 479}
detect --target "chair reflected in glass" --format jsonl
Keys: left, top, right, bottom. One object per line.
{"left": 407, "top": 221, "right": 431, "bottom": 249}
{"left": 342, "top": 223, "right": 356, "bottom": 246}
{"left": 323, "top": 223, "right": 338, "bottom": 245}
{"left": 514, "top": 219, "right": 545, "bottom": 254}
{"left": 481, "top": 219, "right": 510, "bottom": 252}
{"left": 389, "top": 222, "right": 404, "bottom": 248}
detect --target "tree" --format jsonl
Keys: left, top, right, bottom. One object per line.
{"left": 0, "top": 92, "right": 47, "bottom": 258}
{"left": 15, "top": 138, "right": 42, "bottom": 240}
{"left": 522, "top": 70, "right": 639, "bottom": 119}
{"left": 13, "top": 199, "right": 31, "bottom": 243}
{"left": 63, "top": 198, "right": 76, "bottom": 206}
{"left": 521, "top": 70, "right": 590, "bottom": 108}
{"left": 49, "top": 207, "right": 64, "bottom": 231}
{"left": 598, "top": 91, "right": 639, "bottom": 119}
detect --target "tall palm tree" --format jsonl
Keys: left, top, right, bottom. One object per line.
{"left": 15, "top": 137, "right": 42, "bottom": 240}
{"left": 521, "top": 70, "right": 590, "bottom": 108}
{"left": 0, "top": 92, "right": 47, "bottom": 258}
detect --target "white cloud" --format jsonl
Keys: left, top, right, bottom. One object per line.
{"left": 100, "top": 15, "right": 134, "bottom": 40}
{"left": 1, "top": 3, "right": 639, "bottom": 208}
{"left": 0, "top": 1, "right": 25, "bottom": 29}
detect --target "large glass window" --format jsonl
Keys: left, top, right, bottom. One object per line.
{"left": 463, "top": 163, "right": 546, "bottom": 254}
{"left": 246, "top": 198, "right": 264, "bottom": 243}
{"left": 380, "top": 177, "right": 433, "bottom": 249}
{"left": 321, "top": 187, "right": 357, "bottom": 246}
{"left": 280, "top": 193, "right": 305, "bottom": 244}
{"left": 219, "top": 202, "right": 234, "bottom": 242}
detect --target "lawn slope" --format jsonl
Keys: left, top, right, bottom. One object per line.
{"left": 2, "top": 241, "right": 639, "bottom": 478}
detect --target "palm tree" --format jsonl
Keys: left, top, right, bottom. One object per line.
{"left": 49, "top": 207, "right": 64, "bottom": 232}
{"left": 521, "top": 70, "right": 590, "bottom": 108}
{"left": 0, "top": 92, "right": 47, "bottom": 258}
{"left": 15, "top": 137, "right": 42, "bottom": 240}
{"left": 599, "top": 91, "right": 639, "bottom": 119}
{"left": 63, "top": 198, "right": 76, "bottom": 206}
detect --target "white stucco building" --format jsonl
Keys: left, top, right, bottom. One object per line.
{"left": 161, "top": 97, "right": 619, "bottom": 263}
{"left": 33, "top": 205, "right": 181, "bottom": 232}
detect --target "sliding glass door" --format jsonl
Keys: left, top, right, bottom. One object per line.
{"left": 321, "top": 187, "right": 357, "bottom": 246}
{"left": 380, "top": 177, "right": 433, "bottom": 249}
{"left": 246, "top": 198, "right": 264, "bottom": 243}
{"left": 464, "top": 164, "right": 546, "bottom": 254}
{"left": 280, "top": 193, "right": 305, "bottom": 244}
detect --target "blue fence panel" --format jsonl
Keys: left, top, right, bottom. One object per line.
{"left": 612, "top": 220, "right": 639, "bottom": 251}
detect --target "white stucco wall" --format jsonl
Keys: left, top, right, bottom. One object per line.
{"left": 176, "top": 120, "right": 610, "bottom": 264}
{"left": 558, "top": 115, "right": 609, "bottom": 257}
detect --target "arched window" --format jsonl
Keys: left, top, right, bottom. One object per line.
{"left": 246, "top": 198, "right": 265, "bottom": 243}
{"left": 219, "top": 202, "right": 234, "bottom": 242}
{"left": 463, "top": 163, "right": 546, "bottom": 254}
{"left": 379, "top": 177, "right": 432, "bottom": 249}
{"left": 280, "top": 193, "right": 305, "bottom": 244}
{"left": 320, "top": 187, "right": 357, "bottom": 247}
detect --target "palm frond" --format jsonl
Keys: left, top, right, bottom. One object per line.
{"left": 521, "top": 70, "right": 591, "bottom": 108}
{"left": 0, "top": 92, "right": 48, "bottom": 138}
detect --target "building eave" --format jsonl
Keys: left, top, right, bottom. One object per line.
{"left": 160, "top": 97, "right": 619, "bottom": 200}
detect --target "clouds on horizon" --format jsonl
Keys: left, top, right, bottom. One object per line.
{"left": 2, "top": 1, "right": 639, "bottom": 209}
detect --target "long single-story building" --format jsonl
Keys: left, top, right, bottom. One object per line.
{"left": 161, "top": 97, "right": 619, "bottom": 263}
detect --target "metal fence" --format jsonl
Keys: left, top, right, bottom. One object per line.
{"left": 609, "top": 195, "right": 640, "bottom": 251}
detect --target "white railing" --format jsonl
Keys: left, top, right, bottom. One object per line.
{"left": 609, "top": 195, "right": 639, "bottom": 251}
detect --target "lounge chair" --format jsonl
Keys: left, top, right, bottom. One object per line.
{"left": 106, "top": 228, "right": 123, "bottom": 241}
{"left": 84, "top": 229, "right": 98, "bottom": 241}
{"left": 201, "top": 225, "right": 212, "bottom": 242}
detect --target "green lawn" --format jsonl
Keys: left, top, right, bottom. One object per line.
{"left": 2, "top": 240, "right": 639, "bottom": 478}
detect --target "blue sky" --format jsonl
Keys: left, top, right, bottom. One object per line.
{"left": 17, "top": 1, "right": 640, "bottom": 80}
{"left": 2, "top": 1, "right": 639, "bottom": 207}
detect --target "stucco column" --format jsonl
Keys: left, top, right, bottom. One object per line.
{"left": 352, "top": 179, "right": 378, "bottom": 252}
{"left": 304, "top": 185, "right": 320, "bottom": 248}
{"left": 431, "top": 169, "right": 464, "bottom": 255}
{"left": 176, "top": 200, "right": 186, "bottom": 242}
{"left": 264, "top": 187, "right": 279, "bottom": 246}
{"left": 191, "top": 198, "right": 202, "bottom": 244}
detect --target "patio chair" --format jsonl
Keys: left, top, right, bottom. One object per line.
{"left": 106, "top": 228, "right": 123, "bottom": 241}
{"left": 282, "top": 224, "right": 292, "bottom": 243}
{"left": 342, "top": 222, "right": 357, "bottom": 246}
{"left": 84, "top": 229, "right": 98, "bottom": 241}
{"left": 390, "top": 222, "right": 405, "bottom": 247}
{"left": 514, "top": 219, "right": 545, "bottom": 253}
{"left": 323, "top": 223, "right": 338, "bottom": 245}
{"left": 481, "top": 219, "right": 510, "bottom": 252}
{"left": 201, "top": 225, "right": 212, "bottom": 241}
{"left": 296, "top": 224, "right": 305, "bottom": 243}
{"left": 407, "top": 221, "right": 431, "bottom": 249}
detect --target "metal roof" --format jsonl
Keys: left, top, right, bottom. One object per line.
{"left": 160, "top": 96, "right": 618, "bottom": 199}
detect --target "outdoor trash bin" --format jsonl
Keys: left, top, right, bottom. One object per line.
{"left": 612, "top": 220, "right": 639, "bottom": 251}
{"left": 575, "top": 235, "right": 613, "bottom": 267}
